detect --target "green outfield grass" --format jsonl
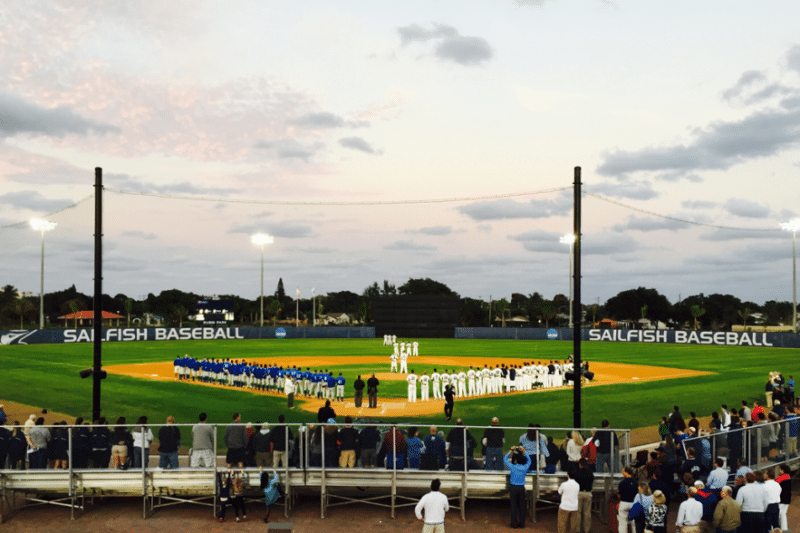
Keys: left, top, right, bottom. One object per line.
{"left": 0, "top": 338, "right": 795, "bottom": 435}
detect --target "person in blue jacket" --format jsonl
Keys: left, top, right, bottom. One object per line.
{"left": 505, "top": 445, "right": 532, "bottom": 529}
{"left": 260, "top": 468, "right": 281, "bottom": 523}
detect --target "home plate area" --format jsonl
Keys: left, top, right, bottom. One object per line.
{"left": 107, "top": 357, "right": 711, "bottom": 417}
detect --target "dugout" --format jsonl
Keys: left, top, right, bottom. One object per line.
{"left": 373, "top": 295, "right": 459, "bottom": 338}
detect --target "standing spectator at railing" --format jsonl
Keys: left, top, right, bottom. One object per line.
{"left": 158, "top": 416, "right": 181, "bottom": 469}
{"left": 750, "top": 401, "right": 765, "bottom": 424}
{"left": 763, "top": 468, "right": 781, "bottom": 532}
{"left": 706, "top": 458, "right": 728, "bottom": 493}
{"left": 132, "top": 416, "right": 154, "bottom": 469}
{"left": 50, "top": 421, "right": 69, "bottom": 469}
{"left": 675, "top": 486, "right": 703, "bottom": 533}
{"left": 519, "top": 424, "right": 548, "bottom": 472}
{"left": 682, "top": 447, "right": 707, "bottom": 483}
{"left": 657, "top": 417, "right": 670, "bottom": 441}
{"left": 269, "top": 415, "right": 293, "bottom": 469}
{"left": 727, "top": 417, "right": 744, "bottom": 466}
{"left": 72, "top": 418, "right": 90, "bottom": 469}
{"left": 594, "top": 420, "right": 619, "bottom": 474}
{"left": 505, "top": 446, "right": 531, "bottom": 529}
{"left": 90, "top": 418, "right": 111, "bottom": 468}
{"left": 668, "top": 406, "right": 686, "bottom": 436}
{"left": 358, "top": 423, "right": 381, "bottom": 468}
{"left": 317, "top": 400, "right": 336, "bottom": 424}
{"left": 688, "top": 412, "right": 700, "bottom": 434}
{"left": 27, "top": 417, "right": 50, "bottom": 469}
{"left": 224, "top": 413, "right": 247, "bottom": 468}
{"left": 558, "top": 468, "right": 580, "bottom": 533}
{"left": 785, "top": 405, "right": 797, "bottom": 457}
{"left": 190, "top": 412, "right": 215, "bottom": 468}
{"left": 787, "top": 375, "right": 795, "bottom": 405}
{"left": 0, "top": 419, "right": 9, "bottom": 469}
{"left": 423, "top": 426, "right": 446, "bottom": 470}
{"left": 253, "top": 423, "right": 271, "bottom": 468}
{"left": 337, "top": 417, "right": 359, "bottom": 468}
{"left": 740, "top": 401, "right": 751, "bottom": 424}
{"left": 720, "top": 405, "right": 732, "bottom": 430}
{"left": 0, "top": 405, "right": 5, "bottom": 426}
{"left": 481, "top": 417, "right": 505, "bottom": 471}
{"left": 615, "top": 466, "right": 638, "bottom": 533}
{"left": 112, "top": 417, "right": 133, "bottom": 467}
{"left": 712, "top": 486, "right": 740, "bottom": 533}
{"left": 382, "top": 426, "right": 406, "bottom": 468}
{"left": 8, "top": 422, "right": 26, "bottom": 469}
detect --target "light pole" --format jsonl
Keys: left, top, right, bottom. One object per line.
{"left": 295, "top": 287, "right": 300, "bottom": 327}
{"left": 560, "top": 233, "right": 576, "bottom": 328}
{"left": 251, "top": 233, "right": 274, "bottom": 327}
{"left": 780, "top": 218, "right": 800, "bottom": 333}
{"left": 312, "top": 287, "right": 316, "bottom": 327}
{"left": 31, "top": 219, "right": 57, "bottom": 329}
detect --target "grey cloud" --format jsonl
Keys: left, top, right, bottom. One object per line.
{"left": 0, "top": 190, "right": 75, "bottom": 212}
{"left": 656, "top": 170, "right": 702, "bottom": 183}
{"left": 397, "top": 23, "right": 493, "bottom": 66}
{"left": 586, "top": 181, "right": 659, "bottom": 200}
{"left": 743, "top": 84, "right": 799, "bottom": 106}
{"left": 0, "top": 91, "right": 121, "bottom": 138}
{"left": 408, "top": 226, "right": 452, "bottom": 236}
{"left": 787, "top": 44, "right": 800, "bottom": 73}
{"left": 781, "top": 96, "right": 800, "bottom": 109}
{"left": 228, "top": 222, "right": 313, "bottom": 239}
{"left": 290, "top": 112, "right": 369, "bottom": 129}
{"left": 297, "top": 247, "right": 336, "bottom": 253}
{"left": 121, "top": 230, "right": 157, "bottom": 240}
{"left": 253, "top": 139, "right": 324, "bottom": 162}
{"left": 682, "top": 200, "right": 718, "bottom": 210}
{"left": 105, "top": 173, "right": 238, "bottom": 196}
{"left": 339, "top": 136, "right": 380, "bottom": 154}
{"left": 610, "top": 216, "right": 691, "bottom": 232}
{"left": 397, "top": 23, "right": 459, "bottom": 44}
{"left": 725, "top": 198, "right": 771, "bottom": 219}
{"left": 457, "top": 193, "right": 572, "bottom": 221}
{"left": 699, "top": 228, "right": 782, "bottom": 242}
{"left": 384, "top": 240, "right": 437, "bottom": 251}
{"left": 597, "top": 108, "right": 800, "bottom": 177}
{"left": 720, "top": 70, "right": 767, "bottom": 101}
{"left": 509, "top": 230, "right": 642, "bottom": 255}
{"left": 434, "top": 36, "right": 493, "bottom": 66}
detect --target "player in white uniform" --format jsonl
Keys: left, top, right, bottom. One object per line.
{"left": 440, "top": 371, "right": 450, "bottom": 396}
{"left": 467, "top": 367, "right": 477, "bottom": 397}
{"left": 390, "top": 353, "right": 398, "bottom": 372}
{"left": 419, "top": 371, "right": 430, "bottom": 401}
{"left": 481, "top": 366, "right": 491, "bottom": 395}
{"left": 399, "top": 352, "right": 409, "bottom": 374}
{"left": 406, "top": 370, "right": 418, "bottom": 402}
{"left": 431, "top": 369, "right": 441, "bottom": 400}
{"left": 391, "top": 335, "right": 397, "bottom": 345}
{"left": 492, "top": 366, "right": 503, "bottom": 394}
{"left": 457, "top": 370, "right": 467, "bottom": 398}
{"left": 412, "top": 341, "right": 419, "bottom": 356}
{"left": 393, "top": 342, "right": 400, "bottom": 356}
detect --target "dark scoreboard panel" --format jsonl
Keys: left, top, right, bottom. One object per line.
{"left": 195, "top": 299, "right": 234, "bottom": 325}
{"left": 373, "top": 295, "right": 459, "bottom": 338}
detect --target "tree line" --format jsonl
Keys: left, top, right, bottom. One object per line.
{"left": 0, "top": 280, "right": 796, "bottom": 331}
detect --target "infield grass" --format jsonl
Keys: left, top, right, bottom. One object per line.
{"left": 0, "top": 338, "right": 794, "bottom": 434}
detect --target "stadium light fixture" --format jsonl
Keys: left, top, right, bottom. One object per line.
{"left": 30, "top": 219, "right": 57, "bottom": 329}
{"left": 780, "top": 218, "right": 800, "bottom": 333}
{"left": 251, "top": 233, "right": 274, "bottom": 328}
{"left": 560, "top": 233, "right": 576, "bottom": 328}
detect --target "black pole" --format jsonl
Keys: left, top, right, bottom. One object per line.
{"left": 92, "top": 167, "right": 103, "bottom": 422}
{"left": 572, "top": 166, "right": 582, "bottom": 428}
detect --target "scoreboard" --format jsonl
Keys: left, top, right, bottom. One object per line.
{"left": 195, "top": 299, "right": 235, "bottom": 326}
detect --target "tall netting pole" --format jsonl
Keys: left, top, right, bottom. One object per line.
{"left": 93, "top": 167, "right": 103, "bottom": 422}
{"left": 573, "top": 166, "right": 582, "bottom": 429}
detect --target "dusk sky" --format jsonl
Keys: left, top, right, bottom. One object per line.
{"left": 1, "top": 1, "right": 799, "bottom": 309}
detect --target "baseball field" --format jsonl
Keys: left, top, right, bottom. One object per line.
{"left": 0, "top": 338, "right": 793, "bottom": 432}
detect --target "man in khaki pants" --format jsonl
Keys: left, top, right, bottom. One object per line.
{"left": 573, "top": 458, "right": 594, "bottom": 533}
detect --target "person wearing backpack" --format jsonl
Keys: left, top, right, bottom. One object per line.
{"left": 582, "top": 432, "right": 597, "bottom": 472}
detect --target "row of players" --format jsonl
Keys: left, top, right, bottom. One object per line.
{"left": 383, "top": 335, "right": 420, "bottom": 356}
{"left": 401, "top": 360, "right": 581, "bottom": 402}
{"left": 173, "top": 355, "right": 351, "bottom": 401}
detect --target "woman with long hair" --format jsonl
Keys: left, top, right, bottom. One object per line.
{"left": 131, "top": 416, "right": 154, "bottom": 469}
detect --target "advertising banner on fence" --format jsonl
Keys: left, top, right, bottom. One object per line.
{"left": 0, "top": 326, "right": 375, "bottom": 345}
{"left": 454, "top": 327, "right": 800, "bottom": 348}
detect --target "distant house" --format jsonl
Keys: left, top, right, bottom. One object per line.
{"left": 58, "top": 310, "right": 125, "bottom": 327}
{"left": 318, "top": 312, "right": 352, "bottom": 326}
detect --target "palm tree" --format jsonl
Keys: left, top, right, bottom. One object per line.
{"left": 690, "top": 305, "right": 706, "bottom": 330}
{"left": 539, "top": 302, "right": 557, "bottom": 328}
{"left": 124, "top": 298, "right": 134, "bottom": 327}
{"left": 738, "top": 307, "right": 751, "bottom": 327}
{"left": 495, "top": 298, "right": 510, "bottom": 327}
{"left": 268, "top": 299, "right": 283, "bottom": 326}
{"left": 9, "top": 295, "right": 35, "bottom": 329}
{"left": 173, "top": 305, "right": 188, "bottom": 327}
{"left": 68, "top": 300, "right": 80, "bottom": 328}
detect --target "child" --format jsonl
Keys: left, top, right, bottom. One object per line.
{"left": 231, "top": 471, "right": 247, "bottom": 522}
{"left": 217, "top": 471, "right": 231, "bottom": 522}
{"left": 260, "top": 467, "right": 281, "bottom": 523}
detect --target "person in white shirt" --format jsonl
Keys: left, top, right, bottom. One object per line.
{"left": 431, "top": 369, "right": 442, "bottom": 400}
{"left": 558, "top": 470, "right": 580, "bottom": 533}
{"left": 440, "top": 371, "right": 450, "bottom": 396}
{"left": 763, "top": 468, "right": 782, "bottom": 532}
{"left": 390, "top": 353, "right": 398, "bottom": 373}
{"left": 393, "top": 342, "right": 400, "bottom": 356}
{"left": 481, "top": 366, "right": 491, "bottom": 395}
{"left": 407, "top": 370, "right": 418, "bottom": 403}
{"left": 467, "top": 367, "right": 477, "bottom": 397}
{"left": 415, "top": 478, "right": 449, "bottom": 533}
{"left": 412, "top": 341, "right": 419, "bottom": 356}
{"left": 419, "top": 371, "right": 430, "bottom": 401}
{"left": 492, "top": 366, "right": 503, "bottom": 394}
{"left": 676, "top": 487, "right": 704, "bottom": 533}
{"left": 400, "top": 352, "right": 409, "bottom": 374}
{"left": 391, "top": 335, "right": 397, "bottom": 344}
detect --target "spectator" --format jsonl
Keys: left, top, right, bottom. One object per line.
{"left": 423, "top": 425, "right": 446, "bottom": 469}
{"left": 190, "top": 412, "right": 215, "bottom": 468}
{"left": 706, "top": 458, "right": 728, "bottom": 492}
{"left": 776, "top": 463, "right": 791, "bottom": 530}
{"left": 112, "top": 417, "right": 133, "bottom": 466}
{"left": 383, "top": 426, "right": 407, "bottom": 468}
{"left": 657, "top": 416, "right": 670, "bottom": 441}
{"left": 0, "top": 418, "right": 11, "bottom": 469}
{"left": 763, "top": 468, "right": 781, "bottom": 532}
{"left": 28, "top": 417, "right": 50, "bottom": 469}
{"left": 446, "top": 420, "right": 476, "bottom": 470}
{"left": 358, "top": 423, "right": 381, "bottom": 468}
{"left": 405, "top": 426, "right": 424, "bottom": 469}
{"left": 260, "top": 468, "right": 281, "bottom": 524}
{"left": 740, "top": 401, "right": 751, "bottom": 423}
{"left": 693, "top": 481, "right": 718, "bottom": 530}
{"left": 566, "top": 431, "right": 584, "bottom": 471}
{"left": 558, "top": 469, "right": 580, "bottom": 533}
{"left": 8, "top": 421, "right": 27, "bottom": 469}
{"left": 727, "top": 416, "right": 744, "bottom": 466}
{"left": 645, "top": 490, "right": 668, "bottom": 533}
{"left": 50, "top": 421, "right": 69, "bottom": 470}
{"left": 158, "top": 416, "right": 181, "bottom": 469}
{"left": 269, "top": 414, "right": 292, "bottom": 468}
{"left": 682, "top": 447, "right": 707, "bottom": 482}
{"left": 317, "top": 400, "right": 336, "bottom": 424}
{"left": 735, "top": 472, "right": 768, "bottom": 533}
{"left": 253, "top": 423, "right": 272, "bottom": 467}
{"left": 230, "top": 470, "right": 247, "bottom": 522}
{"left": 90, "top": 417, "right": 111, "bottom": 469}
{"left": 337, "top": 416, "right": 359, "bottom": 468}
{"left": 224, "top": 412, "right": 247, "bottom": 468}
{"left": 595, "top": 420, "right": 619, "bottom": 474}
{"left": 631, "top": 483, "right": 654, "bottom": 533}
{"left": 616, "top": 466, "right": 638, "bottom": 533}
{"left": 519, "top": 424, "right": 548, "bottom": 472}
{"left": 712, "top": 486, "right": 741, "bottom": 533}
{"left": 132, "top": 416, "right": 154, "bottom": 469}
{"left": 414, "top": 478, "right": 449, "bottom": 532}
{"left": 323, "top": 421, "right": 339, "bottom": 467}
{"left": 481, "top": 417, "right": 505, "bottom": 471}
{"left": 0, "top": 404, "right": 5, "bottom": 426}
{"left": 668, "top": 406, "right": 686, "bottom": 435}
{"left": 676, "top": 486, "right": 703, "bottom": 533}
{"left": 688, "top": 412, "right": 700, "bottom": 433}
{"left": 573, "top": 458, "right": 594, "bottom": 533}
{"left": 72, "top": 418, "right": 91, "bottom": 469}
{"left": 504, "top": 446, "right": 531, "bottom": 529}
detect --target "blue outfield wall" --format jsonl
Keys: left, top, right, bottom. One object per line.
{"left": 0, "top": 326, "right": 375, "bottom": 345}
{"left": 455, "top": 327, "right": 800, "bottom": 348}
